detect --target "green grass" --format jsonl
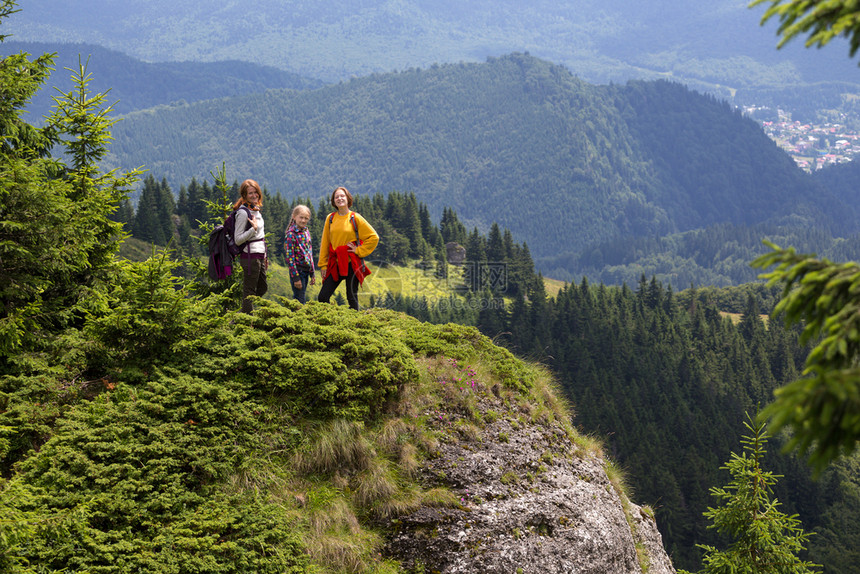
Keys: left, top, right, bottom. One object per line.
{"left": 262, "top": 259, "right": 568, "bottom": 308}
{"left": 117, "top": 236, "right": 164, "bottom": 261}
{"left": 247, "top": 260, "right": 459, "bottom": 306}
{"left": 543, "top": 275, "right": 567, "bottom": 297}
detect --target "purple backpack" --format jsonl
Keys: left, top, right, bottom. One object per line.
{"left": 207, "top": 206, "right": 252, "bottom": 280}
{"left": 222, "top": 206, "right": 252, "bottom": 256}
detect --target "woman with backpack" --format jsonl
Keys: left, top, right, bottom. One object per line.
{"left": 233, "top": 179, "right": 268, "bottom": 313}
{"left": 317, "top": 186, "right": 379, "bottom": 310}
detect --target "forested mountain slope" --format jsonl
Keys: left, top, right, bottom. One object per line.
{"left": 103, "top": 53, "right": 854, "bottom": 279}
{"left": 811, "top": 155, "right": 860, "bottom": 206}
{"left": 0, "top": 41, "right": 324, "bottom": 119}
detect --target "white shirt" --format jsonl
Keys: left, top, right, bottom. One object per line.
{"left": 234, "top": 207, "right": 266, "bottom": 255}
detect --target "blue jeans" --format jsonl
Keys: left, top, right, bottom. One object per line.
{"left": 291, "top": 269, "right": 310, "bottom": 304}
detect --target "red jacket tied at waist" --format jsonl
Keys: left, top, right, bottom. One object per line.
{"left": 327, "top": 244, "right": 370, "bottom": 284}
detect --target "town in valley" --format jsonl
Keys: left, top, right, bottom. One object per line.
{"left": 745, "top": 105, "right": 859, "bottom": 172}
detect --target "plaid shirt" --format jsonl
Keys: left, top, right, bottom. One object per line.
{"left": 283, "top": 223, "right": 315, "bottom": 279}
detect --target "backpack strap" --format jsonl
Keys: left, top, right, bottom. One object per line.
{"left": 350, "top": 213, "right": 360, "bottom": 245}
{"left": 237, "top": 205, "right": 253, "bottom": 231}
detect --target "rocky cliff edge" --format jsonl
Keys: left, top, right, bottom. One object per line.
{"left": 385, "top": 357, "right": 676, "bottom": 574}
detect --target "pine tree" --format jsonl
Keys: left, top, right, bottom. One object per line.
{"left": 186, "top": 177, "right": 206, "bottom": 226}
{"left": 418, "top": 203, "right": 434, "bottom": 242}
{"left": 440, "top": 207, "right": 467, "bottom": 244}
{"left": 401, "top": 193, "right": 425, "bottom": 258}
{"left": 464, "top": 227, "right": 487, "bottom": 291}
{"left": 177, "top": 214, "right": 194, "bottom": 256}
{"left": 48, "top": 57, "right": 140, "bottom": 272}
{"left": 1, "top": 20, "right": 62, "bottom": 352}
{"left": 200, "top": 180, "right": 215, "bottom": 207}
{"left": 507, "top": 242, "right": 537, "bottom": 297}
{"left": 264, "top": 192, "right": 288, "bottom": 259}
{"left": 502, "top": 229, "right": 515, "bottom": 260}
{"left": 111, "top": 198, "right": 134, "bottom": 232}
{"left": 507, "top": 290, "right": 531, "bottom": 349}
{"left": 1, "top": 16, "right": 140, "bottom": 353}
{"left": 176, "top": 183, "right": 189, "bottom": 219}
{"left": 683, "top": 414, "right": 819, "bottom": 574}
{"left": 486, "top": 222, "right": 505, "bottom": 263}
{"left": 528, "top": 272, "right": 551, "bottom": 348}
{"left": 753, "top": 244, "right": 860, "bottom": 471}
{"left": 434, "top": 245, "right": 448, "bottom": 281}
{"left": 133, "top": 175, "right": 166, "bottom": 244}
{"left": 739, "top": 293, "right": 764, "bottom": 344}
{"left": 0, "top": 2, "right": 53, "bottom": 161}
{"left": 156, "top": 177, "right": 176, "bottom": 244}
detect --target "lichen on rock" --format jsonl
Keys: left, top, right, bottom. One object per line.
{"left": 385, "top": 356, "right": 676, "bottom": 574}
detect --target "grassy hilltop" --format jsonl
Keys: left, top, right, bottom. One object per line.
{"left": 3, "top": 275, "right": 624, "bottom": 572}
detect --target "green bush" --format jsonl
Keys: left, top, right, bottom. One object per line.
{"left": 15, "top": 372, "right": 308, "bottom": 573}
{"left": 174, "top": 299, "right": 420, "bottom": 420}
{"left": 83, "top": 251, "right": 196, "bottom": 380}
{"left": 371, "top": 308, "right": 535, "bottom": 393}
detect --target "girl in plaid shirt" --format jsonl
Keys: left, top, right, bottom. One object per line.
{"left": 283, "top": 205, "right": 316, "bottom": 303}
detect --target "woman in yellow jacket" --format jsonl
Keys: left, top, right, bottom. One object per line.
{"left": 317, "top": 187, "right": 379, "bottom": 310}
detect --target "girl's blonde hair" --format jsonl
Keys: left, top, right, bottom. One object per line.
{"left": 290, "top": 204, "right": 311, "bottom": 225}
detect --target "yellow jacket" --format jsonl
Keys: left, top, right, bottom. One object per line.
{"left": 318, "top": 211, "right": 379, "bottom": 270}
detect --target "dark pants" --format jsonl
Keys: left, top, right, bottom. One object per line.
{"left": 318, "top": 266, "right": 359, "bottom": 310}
{"left": 291, "top": 269, "right": 310, "bottom": 304}
{"left": 240, "top": 256, "right": 268, "bottom": 313}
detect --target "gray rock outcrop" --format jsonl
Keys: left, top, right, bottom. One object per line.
{"left": 385, "top": 381, "right": 676, "bottom": 574}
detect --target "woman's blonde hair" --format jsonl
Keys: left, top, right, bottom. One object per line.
{"left": 233, "top": 179, "right": 263, "bottom": 210}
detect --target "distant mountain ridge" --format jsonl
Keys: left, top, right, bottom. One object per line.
{"left": 0, "top": 41, "right": 325, "bottom": 119}
{"left": 7, "top": 0, "right": 860, "bottom": 98}
{"left": 99, "top": 53, "right": 855, "bottom": 281}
